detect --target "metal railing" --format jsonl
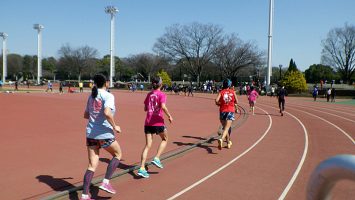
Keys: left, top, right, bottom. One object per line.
{"left": 307, "top": 154, "right": 355, "bottom": 200}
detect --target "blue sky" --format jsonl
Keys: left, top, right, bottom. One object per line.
{"left": 0, "top": 0, "right": 354, "bottom": 71}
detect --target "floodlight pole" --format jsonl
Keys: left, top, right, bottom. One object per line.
{"left": 34, "top": 24, "right": 44, "bottom": 85}
{"left": 105, "top": 6, "right": 119, "bottom": 88}
{"left": 0, "top": 32, "right": 8, "bottom": 82}
{"left": 266, "top": 0, "right": 274, "bottom": 86}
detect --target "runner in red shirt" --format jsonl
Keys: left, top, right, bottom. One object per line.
{"left": 215, "top": 79, "right": 238, "bottom": 150}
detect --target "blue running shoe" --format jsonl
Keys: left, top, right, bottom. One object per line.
{"left": 137, "top": 168, "right": 149, "bottom": 178}
{"left": 152, "top": 157, "right": 163, "bottom": 169}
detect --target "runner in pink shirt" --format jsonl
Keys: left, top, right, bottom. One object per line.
{"left": 248, "top": 86, "right": 259, "bottom": 115}
{"left": 137, "top": 76, "right": 173, "bottom": 178}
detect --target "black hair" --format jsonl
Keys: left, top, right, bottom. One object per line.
{"left": 250, "top": 86, "right": 254, "bottom": 91}
{"left": 91, "top": 74, "right": 107, "bottom": 98}
{"left": 151, "top": 76, "right": 162, "bottom": 90}
{"left": 222, "top": 79, "right": 231, "bottom": 89}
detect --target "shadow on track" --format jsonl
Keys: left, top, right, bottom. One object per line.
{"left": 35, "top": 175, "right": 79, "bottom": 200}
{"left": 173, "top": 138, "right": 217, "bottom": 154}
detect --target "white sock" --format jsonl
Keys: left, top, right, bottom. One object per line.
{"left": 103, "top": 178, "right": 109, "bottom": 184}
{"left": 81, "top": 194, "right": 89, "bottom": 198}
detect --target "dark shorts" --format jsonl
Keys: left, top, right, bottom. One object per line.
{"left": 220, "top": 112, "right": 235, "bottom": 121}
{"left": 86, "top": 138, "right": 115, "bottom": 149}
{"left": 144, "top": 126, "right": 166, "bottom": 134}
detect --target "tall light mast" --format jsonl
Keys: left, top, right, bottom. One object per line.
{"left": 267, "top": 0, "right": 274, "bottom": 86}
{"left": 105, "top": 6, "right": 119, "bottom": 88}
{"left": 33, "top": 24, "right": 44, "bottom": 85}
{"left": 0, "top": 32, "right": 8, "bottom": 82}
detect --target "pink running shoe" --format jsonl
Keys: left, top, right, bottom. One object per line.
{"left": 99, "top": 182, "right": 116, "bottom": 194}
{"left": 80, "top": 196, "right": 94, "bottom": 200}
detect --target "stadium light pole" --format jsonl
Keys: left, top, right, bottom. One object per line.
{"left": 33, "top": 24, "right": 44, "bottom": 85}
{"left": 105, "top": 6, "right": 119, "bottom": 88}
{"left": 266, "top": 0, "right": 274, "bottom": 87}
{"left": 0, "top": 32, "right": 8, "bottom": 83}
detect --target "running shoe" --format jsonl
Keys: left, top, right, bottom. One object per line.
{"left": 217, "top": 139, "right": 223, "bottom": 150}
{"left": 99, "top": 182, "right": 116, "bottom": 194}
{"left": 152, "top": 157, "right": 164, "bottom": 169}
{"left": 227, "top": 141, "right": 233, "bottom": 149}
{"left": 80, "top": 196, "right": 94, "bottom": 200}
{"left": 137, "top": 168, "right": 150, "bottom": 178}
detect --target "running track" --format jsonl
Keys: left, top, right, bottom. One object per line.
{"left": 0, "top": 90, "right": 353, "bottom": 199}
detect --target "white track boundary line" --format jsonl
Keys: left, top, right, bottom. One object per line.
{"left": 261, "top": 101, "right": 354, "bottom": 144}
{"left": 167, "top": 107, "right": 273, "bottom": 200}
{"left": 257, "top": 103, "right": 309, "bottom": 200}
{"left": 289, "top": 108, "right": 355, "bottom": 145}
{"left": 277, "top": 111, "right": 309, "bottom": 200}
{"left": 289, "top": 104, "right": 355, "bottom": 123}
{"left": 287, "top": 102, "right": 355, "bottom": 117}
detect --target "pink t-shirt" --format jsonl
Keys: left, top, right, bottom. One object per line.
{"left": 144, "top": 90, "right": 167, "bottom": 126}
{"left": 248, "top": 90, "right": 259, "bottom": 102}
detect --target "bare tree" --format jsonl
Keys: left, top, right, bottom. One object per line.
{"left": 58, "top": 44, "right": 98, "bottom": 82}
{"left": 153, "top": 22, "right": 223, "bottom": 84}
{"left": 213, "top": 34, "right": 264, "bottom": 80}
{"left": 321, "top": 24, "right": 355, "bottom": 84}
{"left": 126, "top": 53, "right": 169, "bottom": 81}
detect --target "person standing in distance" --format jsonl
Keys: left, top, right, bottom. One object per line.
{"left": 80, "top": 74, "right": 123, "bottom": 200}
{"left": 137, "top": 76, "right": 173, "bottom": 178}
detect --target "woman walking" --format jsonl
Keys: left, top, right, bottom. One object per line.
{"left": 137, "top": 76, "right": 173, "bottom": 178}
{"left": 215, "top": 79, "right": 238, "bottom": 150}
{"left": 81, "top": 74, "right": 122, "bottom": 200}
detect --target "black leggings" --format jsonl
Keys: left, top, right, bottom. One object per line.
{"left": 278, "top": 98, "right": 285, "bottom": 111}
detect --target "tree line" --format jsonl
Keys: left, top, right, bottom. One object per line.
{"left": 0, "top": 22, "right": 354, "bottom": 87}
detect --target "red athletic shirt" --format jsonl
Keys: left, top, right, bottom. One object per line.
{"left": 219, "top": 88, "right": 236, "bottom": 112}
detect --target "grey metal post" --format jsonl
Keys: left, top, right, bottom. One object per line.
{"left": 267, "top": 0, "right": 274, "bottom": 86}
{"left": 0, "top": 32, "right": 8, "bottom": 82}
{"left": 105, "top": 6, "right": 119, "bottom": 88}
{"left": 34, "top": 24, "right": 44, "bottom": 85}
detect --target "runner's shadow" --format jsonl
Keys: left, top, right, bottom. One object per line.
{"left": 182, "top": 135, "right": 207, "bottom": 140}
{"left": 36, "top": 175, "right": 79, "bottom": 200}
{"left": 173, "top": 141, "right": 217, "bottom": 154}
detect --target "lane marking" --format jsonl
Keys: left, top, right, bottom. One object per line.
{"left": 277, "top": 111, "right": 309, "bottom": 200}
{"left": 289, "top": 104, "right": 355, "bottom": 123}
{"left": 297, "top": 109, "right": 355, "bottom": 144}
{"left": 167, "top": 106, "right": 273, "bottom": 200}
{"left": 261, "top": 101, "right": 354, "bottom": 144}
{"left": 257, "top": 103, "right": 309, "bottom": 200}
{"left": 286, "top": 101, "right": 355, "bottom": 117}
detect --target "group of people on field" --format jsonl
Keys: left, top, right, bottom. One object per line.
{"left": 312, "top": 86, "right": 336, "bottom": 102}
{"left": 80, "top": 74, "right": 289, "bottom": 199}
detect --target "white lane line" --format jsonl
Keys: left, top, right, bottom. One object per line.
{"left": 167, "top": 107, "right": 273, "bottom": 200}
{"left": 287, "top": 102, "right": 355, "bottom": 117}
{"left": 278, "top": 111, "right": 309, "bottom": 200}
{"left": 257, "top": 103, "right": 309, "bottom": 200}
{"left": 289, "top": 104, "right": 355, "bottom": 123}
{"left": 261, "top": 101, "right": 354, "bottom": 144}
{"left": 290, "top": 108, "right": 355, "bottom": 145}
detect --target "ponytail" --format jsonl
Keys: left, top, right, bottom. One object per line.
{"left": 91, "top": 74, "right": 107, "bottom": 98}
{"left": 91, "top": 85, "right": 98, "bottom": 98}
